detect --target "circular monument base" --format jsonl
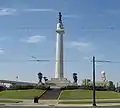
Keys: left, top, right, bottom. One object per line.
{"left": 46, "top": 78, "right": 72, "bottom": 88}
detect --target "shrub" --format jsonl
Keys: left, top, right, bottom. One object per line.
{"left": 8, "top": 84, "right": 50, "bottom": 90}
{"left": 34, "top": 85, "right": 51, "bottom": 90}
{"left": 9, "top": 85, "right": 34, "bottom": 90}
{"left": 60, "top": 85, "right": 80, "bottom": 90}
{"left": 0, "top": 85, "right": 6, "bottom": 91}
{"left": 79, "top": 85, "right": 108, "bottom": 91}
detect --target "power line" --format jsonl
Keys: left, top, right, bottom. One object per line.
{"left": 0, "top": 59, "right": 50, "bottom": 62}
{"left": 0, "top": 59, "right": 83, "bottom": 63}
{"left": 91, "top": 60, "right": 120, "bottom": 64}
{"left": 2, "top": 26, "right": 120, "bottom": 31}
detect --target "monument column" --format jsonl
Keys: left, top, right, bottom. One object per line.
{"left": 55, "top": 12, "right": 64, "bottom": 79}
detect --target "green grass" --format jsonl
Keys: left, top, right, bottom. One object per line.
{"left": 59, "top": 100, "right": 120, "bottom": 104}
{"left": 0, "top": 89, "right": 45, "bottom": 99}
{"left": 59, "top": 90, "right": 120, "bottom": 100}
{"left": 0, "top": 100, "right": 22, "bottom": 103}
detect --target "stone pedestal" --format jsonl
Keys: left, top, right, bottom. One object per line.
{"left": 46, "top": 78, "right": 72, "bottom": 87}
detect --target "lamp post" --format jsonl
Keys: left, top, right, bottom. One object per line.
{"left": 92, "top": 56, "right": 96, "bottom": 106}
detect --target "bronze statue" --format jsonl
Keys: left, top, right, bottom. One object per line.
{"left": 59, "top": 12, "right": 62, "bottom": 23}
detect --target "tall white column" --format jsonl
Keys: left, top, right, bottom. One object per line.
{"left": 55, "top": 12, "right": 64, "bottom": 79}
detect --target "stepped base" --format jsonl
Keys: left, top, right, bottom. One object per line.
{"left": 46, "top": 78, "right": 72, "bottom": 87}
{"left": 40, "top": 88, "right": 61, "bottom": 99}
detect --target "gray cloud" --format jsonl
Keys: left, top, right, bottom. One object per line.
{"left": 0, "top": 8, "right": 17, "bottom": 15}
{"left": 0, "top": 8, "right": 81, "bottom": 19}
{"left": 24, "top": 8, "right": 80, "bottom": 19}
{"left": 0, "top": 48, "right": 4, "bottom": 54}
{"left": 63, "top": 14, "right": 81, "bottom": 19}
{"left": 70, "top": 41, "right": 95, "bottom": 52}
{"left": 24, "top": 8, "right": 57, "bottom": 13}
{"left": 21, "top": 35, "right": 46, "bottom": 44}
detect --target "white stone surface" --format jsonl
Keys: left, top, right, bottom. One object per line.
{"left": 55, "top": 17, "right": 64, "bottom": 79}
{"left": 47, "top": 12, "right": 72, "bottom": 87}
{"left": 46, "top": 78, "right": 71, "bottom": 87}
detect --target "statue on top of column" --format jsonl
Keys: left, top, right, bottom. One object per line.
{"left": 59, "top": 12, "right": 62, "bottom": 23}
{"left": 57, "top": 12, "right": 64, "bottom": 30}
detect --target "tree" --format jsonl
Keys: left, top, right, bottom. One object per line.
{"left": 43, "top": 77, "right": 48, "bottom": 84}
{"left": 73, "top": 73, "right": 78, "bottom": 84}
{"left": 108, "top": 81, "right": 115, "bottom": 91}
{"left": 37, "top": 72, "right": 43, "bottom": 84}
{"left": 82, "top": 79, "right": 91, "bottom": 86}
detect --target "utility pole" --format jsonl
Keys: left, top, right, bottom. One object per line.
{"left": 93, "top": 56, "right": 96, "bottom": 106}
{"left": 91, "top": 57, "right": 120, "bottom": 106}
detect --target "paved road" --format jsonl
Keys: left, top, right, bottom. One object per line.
{"left": 1, "top": 106, "right": 120, "bottom": 108}
{"left": 1, "top": 104, "right": 120, "bottom": 108}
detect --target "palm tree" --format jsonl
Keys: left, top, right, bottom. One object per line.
{"left": 37, "top": 72, "right": 43, "bottom": 84}
{"left": 73, "top": 73, "right": 78, "bottom": 84}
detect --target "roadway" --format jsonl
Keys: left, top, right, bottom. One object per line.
{"left": 0, "top": 79, "right": 37, "bottom": 85}
{"left": 1, "top": 106, "right": 120, "bottom": 108}
{"left": 1, "top": 103, "right": 120, "bottom": 108}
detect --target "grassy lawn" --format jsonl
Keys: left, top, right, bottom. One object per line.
{"left": 59, "top": 100, "right": 120, "bottom": 104}
{"left": 59, "top": 90, "right": 120, "bottom": 100}
{"left": 0, "top": 100, "right": 22, "bottom": 103}
{"left": 0, "top": 89, "right": 45, "bottom": 99}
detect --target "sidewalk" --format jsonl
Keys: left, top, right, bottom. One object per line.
{"left": 1, "top": 102, "right": 120, "bottom": 107}
{"left": 1, "top": 98, "right": 120, "bottom": 101}
{"left": 57, "top": 103, "right": 120, "bottom": 107}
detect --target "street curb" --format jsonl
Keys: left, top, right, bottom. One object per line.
{"left": 57, "top": 90, "right": 63, "bottom": 100}
{"left": 57, "top": 103, "right": 120, "bottom": 107}
{"left": 1, "top": 103, "right": 120, "bottom": 107}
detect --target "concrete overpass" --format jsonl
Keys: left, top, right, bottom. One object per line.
{"left": 0, "top": 80, "right": 37, "bottom": 86}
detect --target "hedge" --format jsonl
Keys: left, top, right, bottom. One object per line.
{"left": 0, "top": 85, "right": 6, "bottom": 91}
{"left": 60, "top": 85, "right": 80, "bottom": 90}
{"left": 8, "top": 84, "right": 50, "bottom": 90}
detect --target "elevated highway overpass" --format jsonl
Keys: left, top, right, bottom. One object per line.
{"left": 0, "top": 80, "right": 37, "bottom": 86}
